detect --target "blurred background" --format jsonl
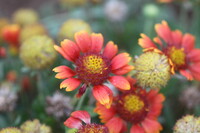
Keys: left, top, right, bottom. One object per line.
{"left": 0, "top": 0, "right": 200, "bottom": 133}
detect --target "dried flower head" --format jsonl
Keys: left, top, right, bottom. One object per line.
{"left": 174, "top": 115, "right": 200, "bottom": 133}
{"left": 180, "top": 86, "right": 200, "bottom": 109}
{"left": 58, "top": 19, "right": 92, "bottom": 41}
{"left": 0, "top": 82, "right": 18, "bottom": 112}
{"left": 0, "top": 127, "right": 21, "bottom": 133}
{"left": 46, "top": 91, "right": 73, "bottom": 119}
{"left": 12, "top": 9, "right": 39, "bottom": 26}
{"left": 20, "top": 35, "right": 57, "bottom": 69}
{"left": 20, "top": 119, "right": 52, "bottom": 133}
{"left": 104, "top": 0, "right": 128, "bottom": 22}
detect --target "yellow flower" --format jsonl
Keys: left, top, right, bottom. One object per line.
{"left": 0, "top": 127, "right": 21, "bottom": 133}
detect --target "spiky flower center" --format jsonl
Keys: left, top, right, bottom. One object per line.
{"left": 168, "top": 47, "right": 186, "bottom": 68}
{"left": 77, "top": 123, "right": 109, "bottom": 133}
{"left": 75, "top": 53, "right": 111, "bottom": 86}
{"left": 135, "top": 51, "right": 171, "bottom": 89}
{"left": 116, "top": 93, "right": 148, "bottom": 124}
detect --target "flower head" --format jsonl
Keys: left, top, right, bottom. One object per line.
{"left": 64, "top": 110, "right": 109, "bottom": 133}
{"left": 20, "top": 119, "right": 52, "bottom": 133}
{"left": 139, "top": 21, "right": 200, "bottom": 81}
{"left": 0, "top": 46, "right": 6, "bottom": 58}
{"left": 173, "top": 115, "right": 200, "bottom": 133}
{"left": 58, "top": 19, "right": 92, "bottom": 41}
{"left": 53, "top": 31, "right": 133, "bottom": 108}
{"left": 95, "top": 78, "right": 165, "bottom": 133}
{"left": 12, "top": 8, "right": 39, "bottom": 26}
{"left": 0, "top": 127, "right": 21, "bottom": 133}
{"left": 20, "top": 35, "right": 57, "bottom": 69}
{"left": 134, "top": 49, "right": 173, "bottom": 89}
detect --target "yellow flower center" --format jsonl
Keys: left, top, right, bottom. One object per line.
{"left": 124, "top": 95, "right": 144, "bottom": 113}
{"left": 169, "top": 47, "right": 186, "bottom": 68}
{"left": 135, "top": 51, "right": 171, "bottom": 89}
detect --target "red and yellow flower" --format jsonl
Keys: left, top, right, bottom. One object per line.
{"left": 95, "top": 77, "right": 165, "bottom": 133}
{"left": 64, "top": 110, "right": 109, "bottom": 133}
{"left": 53, "top": 31, "right": 133, "bottom": 108}
{"left": 139, "top": 21, "right": 200, "bottom": 81}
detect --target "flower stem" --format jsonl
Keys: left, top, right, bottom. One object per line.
{"left": 75, "top": 88, "right": 88, "bottom": 111}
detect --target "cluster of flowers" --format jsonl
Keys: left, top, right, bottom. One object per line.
{"left": 53, "top": 20, "right": 200, "bottom": 133}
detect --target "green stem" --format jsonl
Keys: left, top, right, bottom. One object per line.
{"left": 75, "top": 88, "right": 88, "bottom": 111}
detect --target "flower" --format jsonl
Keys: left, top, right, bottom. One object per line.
{"left": 20, "top": 35, "right": 57, "bottom": 69}
{"left": 64, "top": 110, "right": 109, "bottom": 133}
{"left": 46, "top": 91, "right": 73, "bottom": 120}
{"left": 0, "top": 127, "right": 21, "bottom": 133}
{"left": 104, "top": 0, "right": 128, "bottom": 22}
{"left": 53, "top": 31, "right": 133, "bottom": 108}
{"left": 173, "top": 115, "right": 200, "bottom": 133}
{"left": 0, "top": 46, "right": 6, "bottom": 58}
{"left": 0, "top": 18, "right": 9, "bottom": 42}
{"left": 58, "top": 19, "right": 92, "bottom": 41}
{"left": 12, "top": 8, "right": 39, "bottom": 27}
{"left": 138, "top": 21, "right": 200, "bottom": 81}
{"left": 20, "top": 23, "right": 47, "bottom": 43}
{"left": 20, "top": 119, "right": 52, "bottom": 133}
{"left": 180, "top": 85, "right": 200, "bottom": 109}
{"left": 95, "top": 78, "right": 165, "bottom": 133}
{"left": 0, "top": 82, "right": 18, "bottom": 112}
{"left": 134, "top": 49, "right": 174, "bottom": 89}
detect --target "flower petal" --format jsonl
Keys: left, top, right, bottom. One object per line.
{"left": 130, "top": 125, "right": 145, "bottom": 133}
{"left": 187, "top": 49, "right": 200, "bottom": 62}
{"left": 139, "top": 33, "right": 157, "bottom": 49}
{"left": 93, "top": 85, "right": 113, "bottom": 109}
{"left": 189, "top": 63, "right": 200, "bottom": 81}
{"left": 60, "top": 39, "right": 80, "bottom": 62}
{"left": 109, "top": 76, "right": 130, "bottom": 90}
{"left": 180, "top": 69, "right": 193, "bottom": 80}
{"left": 155, "top": 20, "right": 172, "bottom": 44}
{"left": 53, "top": 66, "right": 75, "bottom": 79}
{"left": 71, "top": 110, "right": 91, "bottom": 124}
{"left": 106, "top": 117, "right": 126, "bottom": 133}
{"left": 94, "top": 102, "right": 116, "bottom": 123}
{"left": 60, "top": 78, "right": 81, "bottom": 91}
{"left": 172, "top": 30, "right": 182, "bottom": 48}
{"left": 182, "top": 33, "right": 195, "bottom": 53}
{"left": 90, "top": 33, "right": 103, "bottom": 53}
{"left": 111, "top": 53, "right": 131, "bottom": 70}
{"left": 64, "top": 117, "right": 82, "bottom": 129}
{"left": 112, "top": 65, "right": 134, "bottom": 75}
{"left": 54, "top": 45, "right": 73, "bottom": 61}
{"left": 74, "top": 31, "right": 91, "bottom": 53}
{"left": 142, "top": 118, "right": 163, "bottom": 133}
{"left": 103, "top": 41, "right": 118, "bottom": 60}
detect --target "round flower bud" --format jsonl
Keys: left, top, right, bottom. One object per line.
{"left": 143, "top": 4, "right": 159, "bottom": 18}
{"left": 134, "top": 51, "right": 171, "bottom": 89}
{"left": 20, "top": 119, "right": 52, "bottom": 133}
{"left": 58, "top": 19, "right": 92, "bottom": 41}
{"left": 20, "top": 24, "right": 47, "bottom": 43}
{"left": 12, "top": 9, "right": 39, "bottom": 26}
{"left": 174, "top": 115, "right": 200, "bottom": 133}
{"left": 20, "top": 35, "right": 57, "bottom": 69}
{"left": 0, "top": 127, "right": 21, "bottom": 133}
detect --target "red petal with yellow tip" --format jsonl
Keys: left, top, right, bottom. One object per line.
{"left": 64, "top": 117, "right": 82, "bottom": 129}
{"left": 106, "top": 117, "right": 126, "bottom": 133}
{"left": 74, "top": 31, "right": 91, "bottom": 53}
{"left": 54, "top": 45, "right": 73, "bottom": 62}
{"left": 60, "top": 39, "right": 80, "bottom": 62}
{"left": 139, "top": 34, "right": 157, "bottom": 49}
{"left": 155, "top": 20, "right": 172, "bottom": 44}
{"left": 94, "top": 102, "right": 116, "bottom": 123}
{"left": 180, "top": 69, "right": 193, "bottom": 80}
{"left": 182, "top": 33, "right": 195, "bottom": 53}
{"left": 112, "top": 65, "right": 134, "bottom": 75}
{"left": 103, "top": 41, "right": 118, "bottom": 59}
{"left": 71, "top": 110, "right": 91, "bottom": 124}
{"left": 108, "top": 76, "right": 130, "bottom": 90}
{"left": 93, "top": 85, "right": 113, "bottom": 109}
{"left": 111, "top": 53, "right": 131, "bottom": 70}
{"left": 142, "top": 118, "right": 163, "bottom": 133}
{"left": 60, "top": 78, "right": 81, "bottom": 91}
{"left": 53, "top": 66, "right": 75, "bottom": 79}
{"left": 90, "top": 33, "right": 103, "bottom": 53}
{"left": 130, "top": 125, "right": 145, "bottom": 133}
